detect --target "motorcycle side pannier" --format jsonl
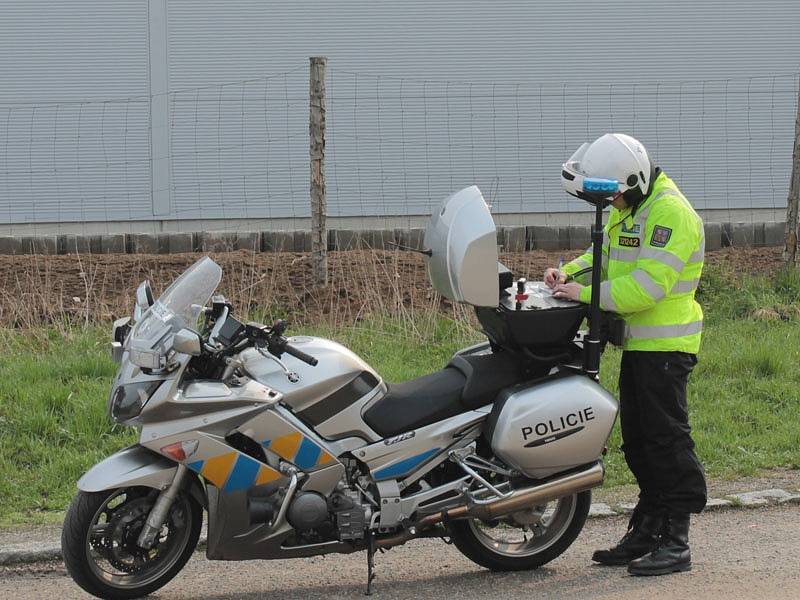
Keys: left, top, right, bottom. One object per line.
{"left": 486, "top": 374, "right": 617, "bottom": 479}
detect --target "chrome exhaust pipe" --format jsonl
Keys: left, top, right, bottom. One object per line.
{"left": 375, "top": 462, "right": 604, "bottom": 549}
{"left": 463, "top": 461, "right": 604, "bottom": 521}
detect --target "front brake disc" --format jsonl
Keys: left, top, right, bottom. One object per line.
{"left": 106, "top": 498, "right": 154, "bottom": 573}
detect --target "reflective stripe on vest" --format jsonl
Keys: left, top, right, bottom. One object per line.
{"left": 631, "top": 269, "right": 666, "bottom": 301}
{"left": 638, "top": 247, "right": 686, "bottom": 272}
{"left": 584, "top": 244, "right": 609, "bottom": 271}
{"left": 609, "top": 246, "right": 639, "bottom": 262}
{"left": 600, "top": 281, "right": 617, "bottom": 311}
{"left": 627, "top": 320, "right": 703, "bottom": 339}
{"left": 688, "top": 236, "right": 705, "bottom": 263}
{"left": 671, "top": 278, "right": 700, "bottom": 294}
{"left": 573, "top": 257, "right": 592, "bottom": 270}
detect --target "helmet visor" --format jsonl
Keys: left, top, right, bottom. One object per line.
{"left": 566, "top": 142, "right": 590, "bottom": 168}
{"left": 561, "top": 142, "right": 591, "bottom": 198}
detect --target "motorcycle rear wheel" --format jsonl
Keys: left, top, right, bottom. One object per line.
{"left": 447, "top": 490, "right": 591, "bottom": 571}
{"left": 61, "top": 487, "right": 202, "bottom": 600}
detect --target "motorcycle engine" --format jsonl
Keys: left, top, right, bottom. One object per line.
{"left": 286, "top": 492, "right": 328, "bottom": 531}
{"left": 282, "top": 487, "right": 371, "bottom": 543}
{"left": 329, "top": 488, "right": 371, "bottom": 541}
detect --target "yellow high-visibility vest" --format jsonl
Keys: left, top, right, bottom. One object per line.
{"left": 563, "top": 172, "right": 705, "bottom": 353}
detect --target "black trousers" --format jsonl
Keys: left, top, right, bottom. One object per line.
{"left": 619, "top": 350, "right": 707, "bottom": 515}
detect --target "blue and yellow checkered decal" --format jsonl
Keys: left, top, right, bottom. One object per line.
{"left": 185, "top": 431, "right": 334, "bottom": 491}
{"left": 261, "top": 432, "right": 335, "bottom": 471}
{"left": 186, "top": 452, "right": 280, "bottom": 492}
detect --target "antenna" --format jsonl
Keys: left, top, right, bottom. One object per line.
{"left": 386, "top": 241, "right": 433, "bottom": 256}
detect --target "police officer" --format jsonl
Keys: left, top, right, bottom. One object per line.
{"left": 544, "top": 133, "right": 707, "bottom": 576}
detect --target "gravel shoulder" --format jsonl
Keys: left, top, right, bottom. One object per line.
{"left": 2, "top": 504, "right": 798, "bottom": 600}
{"left": 591, "top": 467, "right": 800, "bottom": 506}
{"left": 3, "top": 470, "right": 798, "bottom": 566}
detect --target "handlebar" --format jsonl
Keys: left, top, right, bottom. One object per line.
{"left": 282, "top": 343, "right": 319, "bottom": 366}
{"left": 202, "top": 311, "right": 319, "bottom": 367}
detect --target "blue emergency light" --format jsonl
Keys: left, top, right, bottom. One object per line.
{"left": 582, "top": 178, "right": 619, "bottom": 194}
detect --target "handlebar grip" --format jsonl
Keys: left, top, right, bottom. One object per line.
{"left": 283, "top": 343, "right": 318, "bottom": 366}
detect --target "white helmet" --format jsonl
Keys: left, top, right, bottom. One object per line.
{"left": 562, "top": 133, "right": 653, "bottom": 206}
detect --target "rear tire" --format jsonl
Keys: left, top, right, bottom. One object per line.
{"left": 448, "top": 490, "right": 591, "bottom": 571}
{"left": 61, "top": 487, "right": 202, "bottom": 600}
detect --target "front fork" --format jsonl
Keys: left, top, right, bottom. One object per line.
{"left": 137, "top": 464, "right": 189, "bottom": 549}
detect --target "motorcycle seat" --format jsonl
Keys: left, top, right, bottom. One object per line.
{"left": 363, "top": 352, "right": 547, "bottom": 438}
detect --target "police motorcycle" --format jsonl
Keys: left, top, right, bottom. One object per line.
{"left": 62, "top": 184, "right": 621, "bottom": 599}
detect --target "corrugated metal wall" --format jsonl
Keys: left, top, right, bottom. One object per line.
{"left": 1, "top": 0, "right": 799, "bottom": 229}
{"left": 0, "top": 1, "right": 151, "bottom": 225}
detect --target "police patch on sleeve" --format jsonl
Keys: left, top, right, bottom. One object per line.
{"left": 650, "top": 225, "right": 672, "bottom": 247}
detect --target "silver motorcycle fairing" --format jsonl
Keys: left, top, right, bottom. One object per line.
{"left": 77, "top": 445, "right": 207, "bottom": 508}
{"left": 142, "top": 428, "right": 286, "bottom": 491}
{"left": 197, "top": 408, "right": 350, "bottom": 561}
{"left": 138, "top": 378, "right": 278, "bottom": 438}
{"left": 239, "top": 336, "right": 382, "bottom": 414}
{"left": 233, "top": 403, "right": 346, "bottom": 486}
{"left": 313, "top": 381, "right": 385, "bottom": 442}
{"left": 137, "top": 380, "right": 346, "bottom": 494}
{"left": 78, "top": 445, "right": 178, "bottom": 492}
{"left": 358, "top": 407, "right": 491, "bottom": 485}
{"left": 204, "top": 486, "right": 360, "bottom": 561}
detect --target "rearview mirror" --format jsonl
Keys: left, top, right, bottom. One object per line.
{"left": 111, "top": 316, "right": 132, "bottom": 364}
{"left": 173, "top": 328, "right": 202, "bottom": 356}
{"left": 134, "top": 281, "right": 154, "bottom": 321}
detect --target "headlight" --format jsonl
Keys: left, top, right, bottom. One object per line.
{"left": 109, "top": 381, "right": 163, "bottom": 423}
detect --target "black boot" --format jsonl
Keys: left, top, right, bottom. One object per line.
{"left": 628, "top": 513, "right": 692, "bottom": 576}
{"left": 592, "top": 512, "right": 663, "bottom": 566}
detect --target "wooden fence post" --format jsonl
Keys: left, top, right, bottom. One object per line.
{"left": 309, "top": 56, "right": 328, "bottom": 285}
{"left": 784, "top": 77, "right": 800, "bottom": 266}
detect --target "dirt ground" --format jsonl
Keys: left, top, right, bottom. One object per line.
{"left": 0, "top": 246, "right": 785, "bottom": 327}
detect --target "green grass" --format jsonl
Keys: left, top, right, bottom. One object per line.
{"left": 0, "top": 328, "right": 136, "bottom": 525}
{"left": 1, "top": 265, "right": 799, "bottom": 525}
{"left": 598, "top": 319, "right": 800, "bottom": 487}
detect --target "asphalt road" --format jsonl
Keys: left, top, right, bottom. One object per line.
{"left": 2, "top": 504, "right": 798, "bottom": 600}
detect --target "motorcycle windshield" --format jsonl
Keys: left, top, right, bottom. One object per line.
{"left": 131, "top": 257, "right": 223, "bottom": 346}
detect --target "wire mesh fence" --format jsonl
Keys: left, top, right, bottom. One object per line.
{"left": 0, "top": 65, "right": 797, "bottom": 247}
{"left": 1, "top": 66, "right": 798, "bottom": 328}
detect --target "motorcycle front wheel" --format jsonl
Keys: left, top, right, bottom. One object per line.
{"left": 447, "top": 490, "right": 591, "bottom": 571}
{"left": 61, "top": 486, "right": 202, "bottom": 600}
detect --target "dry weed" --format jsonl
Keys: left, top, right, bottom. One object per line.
{"left": 0, "top": 246, "right": 785, "bottom": 333}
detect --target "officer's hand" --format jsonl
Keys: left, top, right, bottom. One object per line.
{"left": 544, "top": 268, "right": 567, "bottom": 289}
{"left": 552, "top": 282, "right": 583, "bottom": 301}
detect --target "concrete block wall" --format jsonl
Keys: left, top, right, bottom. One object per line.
{"left": 0, "top": 222, "right": 788, "bottom": 255}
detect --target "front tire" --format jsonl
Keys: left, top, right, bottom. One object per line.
{"left": 448, "top": 490, "right": 591, "bottom": 571}
{"left": 61, "top": 487, "right": 202, "bottom": 600}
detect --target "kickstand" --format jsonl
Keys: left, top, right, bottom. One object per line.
{"left": 365, "top": 531, "right": 376, "bottom": 596}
